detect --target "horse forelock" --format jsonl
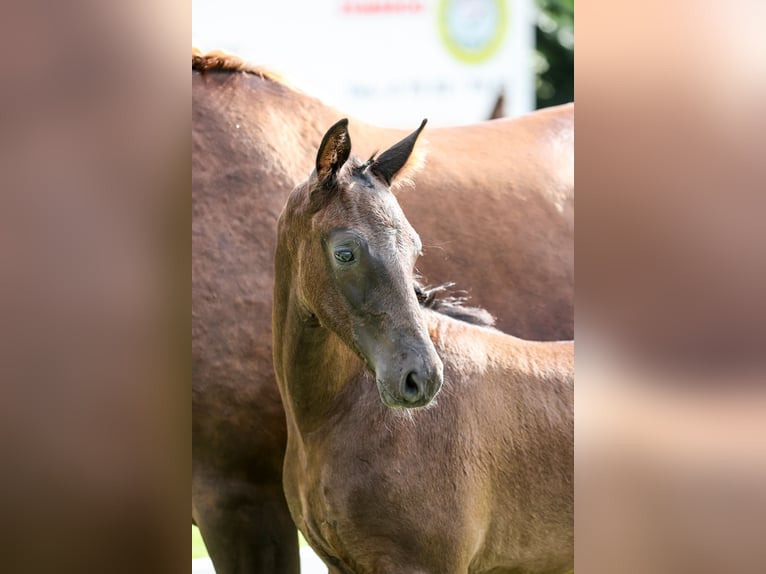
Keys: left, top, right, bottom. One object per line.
{"left": 192, "top": 47, "right": 297, "bottom": 89}
{"left": 305, "top": 162, "right": 389, "bottom": 223}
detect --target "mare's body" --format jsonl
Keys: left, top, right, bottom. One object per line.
{"left": 192, "top": 49, "right": 573, "bottom": 572}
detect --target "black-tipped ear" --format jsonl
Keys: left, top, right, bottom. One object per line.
{"left": 370, "top": 119, "right": 427, "bottom": 185}
{"left": 316, "top": 118, "right": 351, "bottom": 185}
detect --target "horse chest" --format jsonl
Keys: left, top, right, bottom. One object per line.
{"left": 291, "top": 420, "right": 480, "bottom": 572}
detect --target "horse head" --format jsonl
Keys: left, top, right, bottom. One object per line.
{"left": 278, "top": 118, "right": 443, "bottom": 408}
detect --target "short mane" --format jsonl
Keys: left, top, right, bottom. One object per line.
{"left": 192, "top": 47, "right": 296, "bottom": 88}
{"left": 414, "top": 282, "right": 495, "bottom": 327}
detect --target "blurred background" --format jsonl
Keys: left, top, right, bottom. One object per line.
{"left": 192, "top": 0, "right": 573, "bottom": 126}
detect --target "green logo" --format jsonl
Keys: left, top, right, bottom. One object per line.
{"left": 437, "top": 0, "right": 508, "bottom": 64}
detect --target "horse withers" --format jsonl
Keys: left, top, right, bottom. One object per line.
{"left": 273, "top": 119, "right": 574, "bottom": 573}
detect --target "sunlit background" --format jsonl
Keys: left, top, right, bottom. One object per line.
{"left": 192, "top": 0, "right": 573, "bottom": 127}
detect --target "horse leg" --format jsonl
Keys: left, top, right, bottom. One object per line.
{"left": 192, "top": 477, "right": 299, "bottom": 574}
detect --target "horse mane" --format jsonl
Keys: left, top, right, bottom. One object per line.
{"left": 192, "top": 47, "right": 297, "bottom": 89}
{"left": 414, "top": 282, "right": 495, "bottom": 327}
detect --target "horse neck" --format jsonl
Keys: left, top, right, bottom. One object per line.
{"left": 272, "top": 267, "right": 365, "bottom": 436}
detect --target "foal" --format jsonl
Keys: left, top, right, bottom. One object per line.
{"left": 273, "top": 119, "right": 573, "bottom": 574}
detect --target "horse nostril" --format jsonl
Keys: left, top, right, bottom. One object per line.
{"left": 402, "top": 371, "right": 423, "bottom": 402}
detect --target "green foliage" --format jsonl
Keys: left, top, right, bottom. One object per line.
{"left": 535, "top": 0, "right": 574, "bottom": 108}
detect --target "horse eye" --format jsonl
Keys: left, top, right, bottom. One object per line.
{"left": 334, "top": 249, "right": 355, "bottom": 263}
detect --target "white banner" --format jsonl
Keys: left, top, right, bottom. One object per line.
{"left": 193, "top": 0, "right": 535, "bottom": 127}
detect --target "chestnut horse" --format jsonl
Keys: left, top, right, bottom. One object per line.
{"left": 273, "top": 118, "right": 573, "bottom": 574}
{"left": 192, "top": 49, "right": 573, "bottom": 572}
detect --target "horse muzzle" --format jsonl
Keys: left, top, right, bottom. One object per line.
{"left": 375, "top": 349, "right": 444, "bottom": 409}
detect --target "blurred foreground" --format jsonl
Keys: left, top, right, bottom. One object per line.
{"left": 576, "top": 1, "right": 766, "bottom": 572}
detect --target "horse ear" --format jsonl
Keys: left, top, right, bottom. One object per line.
{"left": 316, "top": 118, "right": 351, "bottom": 185}
{"left": 370, "top": 119, "right": 427, "bottom": 185}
